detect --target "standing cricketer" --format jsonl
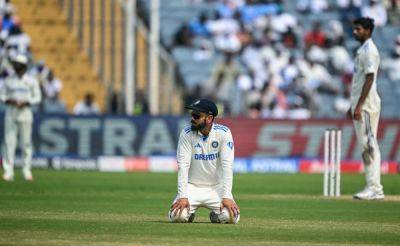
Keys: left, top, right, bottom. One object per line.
{"left": 168, "top": 99, "right": 240, "bottom": 223}
{"left": 0, "top": 54, "right": 41, "bottom": 181}
{"left": 348, "top": 17, "right": 384, "bottom": 200}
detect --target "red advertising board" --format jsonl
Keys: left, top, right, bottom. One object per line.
{"left": 217, "top": 118, "right": 400, "bottom": 161}
{"left": 299, "top": 159, "right": 398, "bottom": 174}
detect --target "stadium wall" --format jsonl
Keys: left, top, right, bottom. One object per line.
{"left": 0, "top": 114, "right": 398, "bottom": 173}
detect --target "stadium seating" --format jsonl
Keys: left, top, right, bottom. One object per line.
{"left": 12, "top": 0, "right": 107, "bottom": 112}
{"left": 147, "top": 0, "right": 400, "bottom": 118}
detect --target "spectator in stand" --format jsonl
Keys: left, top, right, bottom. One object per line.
{"left": 385, "top": 0, "right": 400, "bottom": 24}
{"left": 297, "top": 0, "right": 329, "bottom": 14}
{"left": 333, "top": 60, "right": 353, "bottom": 115}
{"left": 206, "top": 52, "right": 240, "bottom": 113}
{"left": 173, "top": 23, "right": 193, "bottom": 47}
{"left": 362, "top": 0, "right": 387, "bottom": 27}
{"left": 260, "top": 86, "right": 287, "bottom": 119}
{"left": 328, "top": 38, "right": 351, "bottom": 73}
{"left": 0, "top": 8, "right": 15, "bottom": 32}
{"left": 217, "top": 0, "right": 244, "bottom": 19}
{"left": 287, "top": 95, "right": 311, "bottom": 119}
{"left": 0, "top": 0, "right": 13, "bottom": 17}
{"left": 239, "top": 0, "right": 280, "bottom": 24}
{"left": 325, "top": 20, "right": 348, "bottom": 72}
{"left": 337, "top": 0, "right": 362, "bottom": 9}
{"left": 281, "top": 55, "right": 300, "bottom": 89}
{"left": 193, "top": 38, "right": 214, "bottom": 60}
{"left": 42, "top": 93, "right": 67, "bottom": 114}
{"left": 381, "top": 36, "right": 400, "bottom": 81}
{"left": 133, "top": 90, "right": 149, "bottom": 115}
{"left": 298, "top": 56, "right": 339, "bottom": 95}
{"left": 108, "top": 91, "right": 121, "bottom": 114}
{"left": 326, "top": 20, "right": 345, "bottom": 46}
{"left": 334, "top": 81, "right": 352, "bottom": 115}
{"left": 305, "top": 45, "right": 327, "bottom": 65}
{"left": 247, "top": 101, "right": 262, "bottom": 119}
{"left": 189, "top": 12, "right": 211, "bottom": 38}
{"left": 207, "top": 10, "right": 240, "bottom": 37}
{"left": 42, "top": 70, "right": 62, "bottom": 100}
{"left": 214, "top": 32, "right": 242, "bottom": 53}
{"left": 266, "top": 9, "right": 298, "bottom": 35}
{"left": 242, "top": 41, "right": 268, "bottom": 90}
{"left": 304, "top": 21, "right": 327, "bottom": 48}
{"left": 337, "top": 0, "right": 362, "bottom": 35}
{"left": 73, "top": 93, "right": 100, "bottom": 115}
{"left": 281, "top": 27, "right": 298, "bottom": 48}
{"left": 29, "top": 60, "right": 49, "bottom": 80}
{"left": 208, "top": 10, "right": 241, "bottom": 52}
{"left": 6, "top": 25, "right": 30, "bottom": 53}
{"left": 29, "top": 61, "right": 64, "bottom": 114}
{"left": 268, "top": 45, "right": 289, "bottom": 76}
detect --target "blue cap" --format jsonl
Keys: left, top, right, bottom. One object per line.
{"left": 185, "top": 99, "right": 218, "bottom": 117}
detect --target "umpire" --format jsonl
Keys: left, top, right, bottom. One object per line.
{"left": 0, "top": 54, "right": 41, "bottom": 181}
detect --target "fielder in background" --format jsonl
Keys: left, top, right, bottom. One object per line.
{"left": 348, "top": 17, "right": 384, "bottom": 200}
{"left": 0, "top": 54, "right": 42, "bottom": 181}
{"left": 169, "top": 99, "right": 240, "bottom": 223}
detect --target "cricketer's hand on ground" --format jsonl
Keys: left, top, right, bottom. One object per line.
{"left": 171, "top": 198, "right": 190, "bottom": 216}
{"left": 353, "top": 105, "right": 362, "bottom": 121}
{"left": 221, "top": 198, "right": 240, "bottom": 217}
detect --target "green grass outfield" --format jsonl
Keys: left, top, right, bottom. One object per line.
{"left": 0, "top": 170, "right": 399, "bottom": 245}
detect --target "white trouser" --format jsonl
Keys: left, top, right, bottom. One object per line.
{"left": 2, "top": 109, "right": 33, "bottom": 177}
{"left": 172, "top": 183, "right": 232, "bottom": 214}
{"left": 353, "top": 110, "right": 382, "bottom": 191}
{"left": 169, "top": 184, "right": 240, "bottom": 224}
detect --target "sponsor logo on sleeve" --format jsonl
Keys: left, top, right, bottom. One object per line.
{"left": 227, "top": 141, "right": 234, "bottom": 150}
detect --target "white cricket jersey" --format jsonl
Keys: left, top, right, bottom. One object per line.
{"left": 350, "top": 38, "right": 381, "bottom": 113}
{"left": 0, "top": 73, "right": 41, "bottom": 122}
{"left": 0, "top": 73, "right": 41, "bottom": 104}
{"left": 176, "top": 123, "right": 234, "bottom": 199}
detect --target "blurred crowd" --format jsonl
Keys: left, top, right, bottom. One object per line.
{"left": 174, "top": 0, "right": 400, "bottom": 118}
{"left": 1, "top": 0, "right": 399, "bottom": 117}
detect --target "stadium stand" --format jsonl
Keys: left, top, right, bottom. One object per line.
{"left": 7, "top": 0, "right": 106, "bottom": 112}
{"left": 139, "top": 0, "right": 400, "bottom": 118}
{"left": 0, "top": 0, "right": 61, "bottom": 113}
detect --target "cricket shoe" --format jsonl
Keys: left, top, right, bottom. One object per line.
{"left": 353, "top": 188, "right": 384, "bottom": 200}
{"left": 23, "top": 170, "right": 34, "bottom": 181}
{"left": 209, "top": 211, "right": 220, "bottom": 223}
{"left": 2, "top": 173, "right": 14, "bottom": 182}
{"left": 188, "top": 213, "right": 195, "bottom": 223}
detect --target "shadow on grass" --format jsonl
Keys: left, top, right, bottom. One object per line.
{"left": 146, "top": 220, "right": 210, "bottom": 224}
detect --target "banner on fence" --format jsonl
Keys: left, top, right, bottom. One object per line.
{"left": 0, "top": 115, "right": 398, "bottom": 162}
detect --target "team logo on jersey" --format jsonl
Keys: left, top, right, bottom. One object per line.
{"left": 195, "top": 143, "right": 201, "bottom": 148}
{"left": 211, "top": 141, "right": 219, "bottom": 148}
{"left": 227, "top": 141, "right": 234, "bottom": 150}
